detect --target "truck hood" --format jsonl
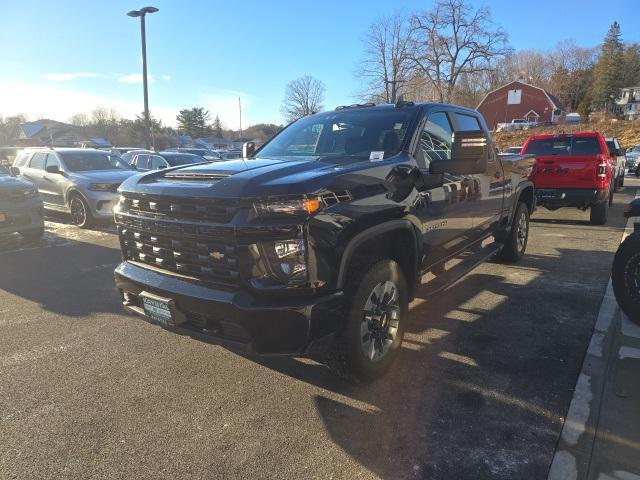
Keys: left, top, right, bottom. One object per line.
{"left": 118, "top": 155, "right": 382, "bottom": 198}
{"left": 0, "top": 174, "right": 36, "bottom": 191}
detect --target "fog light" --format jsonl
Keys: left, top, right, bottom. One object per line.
{"left": 262, "top": 239, "right": 308, "bottom": 285}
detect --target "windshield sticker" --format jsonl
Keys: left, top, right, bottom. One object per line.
{"left": 369, "top": 151, "right": 384, "bottom": 161}
{"left": 393, "top": 123, "right": 403, "bottom": 130}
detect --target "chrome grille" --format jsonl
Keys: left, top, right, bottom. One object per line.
{"left": 119, "top": 227, "right": 239, "bottom": 285}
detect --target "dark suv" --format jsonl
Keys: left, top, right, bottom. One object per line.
{"left": 114, "top": 103, "right": 534, "bottom": 379}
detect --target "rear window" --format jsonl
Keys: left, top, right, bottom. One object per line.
{"left": 523, "top": 136, "right": 601, "bottom": 156}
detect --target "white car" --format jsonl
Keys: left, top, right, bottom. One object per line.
{"left": 626, "top": 145, "right": 640, "bottom": 170}
{"left": 605, "top": 137, "right": 626, "bottom": 191}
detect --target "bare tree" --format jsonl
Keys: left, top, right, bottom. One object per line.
{"left": 409, "top": 0, "right": 510, "bottom": 103}
{"left": 356, "top": 13, "right": 414, "bottom": 103}
{"left": 281, "top": 76, "right": 325, "bottom": 123}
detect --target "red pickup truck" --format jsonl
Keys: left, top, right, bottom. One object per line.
{"left": 521, "top": 132, "right": 614, "bottom": 224}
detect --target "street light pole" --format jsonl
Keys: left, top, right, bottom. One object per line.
{"left": 127, "top": 6, "right": 158, "bottom": 150}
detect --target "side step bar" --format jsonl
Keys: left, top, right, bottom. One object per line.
{"left": 420, "top": 242, "right": 503, "bottom": 298}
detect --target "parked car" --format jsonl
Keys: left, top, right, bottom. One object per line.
{"left": 605, "top": 137, "right": 626, "bottom": 191}
{"left": 612, "top": 197, "right": 640, "bottom": 324}
{"left": 169, "top": 148, "right": 222, "bottom": 161}
{"left": 502, "top": 146, "right": 523, "bottom": 154}
{"left": 626, "top": 145, "right": 640, "bottom": 170}
{"left": 113, "top": 102, "right": 534, "bottom": 380}
{"left": 496, "top": 119, "right": 539, "bottom": 132}
{"left": 0, "top": 164, "right": 44, "bottom": 241}
{"left": 128, "top": 151, "right": 206, "bottom": 171}
{"left": 522, "top": 132, "right": 614, "bottom": 225}
{"left": 12, "top": 148, "right": 138, "bottom": 228}
{"left": 120, "top": 149, "right": 154, "bottom": 165}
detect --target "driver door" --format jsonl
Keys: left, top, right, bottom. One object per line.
{"left": 414, "top": 110, "right": 475, "bottom": 269}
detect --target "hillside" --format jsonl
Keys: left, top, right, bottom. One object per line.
{"left": 492, "top": 120, "right": 640, "bottom": 149}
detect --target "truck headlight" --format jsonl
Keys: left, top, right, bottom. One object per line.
{"left": 261, "top": 239, "right": 307, "bottom": 285}
{"left": 253, "top": 197, "right": 321, "bottom": 218}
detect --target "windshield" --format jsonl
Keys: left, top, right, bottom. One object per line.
{"left": 523, "top": 136, "right": 601, "bottom": 156}
{"left": 61, "top": 152, "right": 131, "bottom": 171}
{"left": 161, "top": 153, "right": 204, "bottom": 166}
{"left": 258, "top": 108, "right": 417, "bottom": 161}
{"left": 0, "top": 165, "right": 9, "bottom": 175}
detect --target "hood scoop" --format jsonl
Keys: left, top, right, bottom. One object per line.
{"left": 163, "top": 171, "right": 230, "bottom": 182}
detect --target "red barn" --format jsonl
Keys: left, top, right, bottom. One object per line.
{"left": 477, "top": 80, "right": 565, "bottom": 131}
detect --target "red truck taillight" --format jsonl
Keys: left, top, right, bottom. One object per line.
{"left": 597, "top": 163, "right": 607, "bottom": 177}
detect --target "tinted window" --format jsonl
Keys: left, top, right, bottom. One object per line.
{"left": 523, "top": 137, "right": 601, "bottom": 156}
{"left": 29, "top": 152, "right": 47, "bottom": 170}
{"left": 418, "top": 112, "right": 453, "bottom": 167}
{"left": 45, "top": 154, "right": 60, "bottom": 169}
{"left": 455, "top": 113, "right": 481, "bottom": 131}
{"left": 0, "top": 165, "right": 9, "bottom": 175}
{"left": 259, "top": 108, "right": 416, "bottom": 161}
{"left": 134, "top": 154, "right": 150, "bottom": 169}
{"left": 149, "top": 155, "right": 169, "bottom": 169}
{"left": 14, "top": 152, "right": 30, "bottom": 167}
{"left": 60, "top": 152, "right": 121, "bottom": 171}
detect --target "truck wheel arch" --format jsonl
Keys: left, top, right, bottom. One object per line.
{"left": 336, "top": 220, "right": 421, "bottom": 296}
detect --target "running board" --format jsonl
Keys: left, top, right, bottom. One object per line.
{"left": 420, "top": 242, "right": 503, "bottom": 298}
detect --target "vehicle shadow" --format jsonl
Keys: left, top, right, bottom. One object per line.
{"left": 241, "top": 246, "right": 617, "bottom": 480}
{"left": 44, "top": 210, "right": 116, "bottom": 234}
{"left": 0, "top": 231, "right": 122, "bottom": 317}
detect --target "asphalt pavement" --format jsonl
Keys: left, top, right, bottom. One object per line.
{"left": 0, "top": 180, "right": 637, "bottom": 480}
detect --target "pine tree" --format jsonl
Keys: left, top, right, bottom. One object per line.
{"left": 213, "top": 115, "right": 223, "bottom": 138}
{"left": 176, "top": 107, "right": 212, "bottom": 138}
{"left": 590, "top": 22, "right": 624, "bottom": 110}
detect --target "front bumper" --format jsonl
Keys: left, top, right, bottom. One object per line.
{"left": 114, "top": 261, "right": 343, "bottom": 355}
{"left": 535, "top": 188, "right": 608, "bottom": 209}
{"left": 83, "top": 190, "right": 120, "bottom": 219}
{"left": 0, "top": 198, "right": 44, "bottom": 234}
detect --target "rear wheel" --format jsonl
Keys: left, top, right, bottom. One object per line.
{"left": 331, "top": 259, "right": 409, "bottom": 381}
{"left": 69, "top": 194, "right": 93, "bottom": 228}
{"left": 590, "top": 201, "right": 608, "bottom": 225}
{"left": 498, "top": 202, "right": 529, "bottom": 262}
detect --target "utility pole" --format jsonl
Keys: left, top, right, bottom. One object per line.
{"left": 238, "top": 97, "right": 243, "bottom": 140}
{"left": 127, "top": 6, "right": 158, "bottom": 150}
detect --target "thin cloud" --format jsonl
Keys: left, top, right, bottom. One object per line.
{"left": 43, "top": 72, "right": 103, "bottom": 81}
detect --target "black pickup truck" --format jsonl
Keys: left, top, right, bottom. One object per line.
{"left": 114, "top": 102, "right": 534, "bottom": 379}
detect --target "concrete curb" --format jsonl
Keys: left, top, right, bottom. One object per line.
{"left": 548, "top": 192, "right": 638, "bottom": 480}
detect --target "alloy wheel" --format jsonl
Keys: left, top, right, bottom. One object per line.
{"left": 360, "top": 281, "right": 400, "bottom": 362}
{"left": 70, "top": 197, "right": 87, "bottom": 226}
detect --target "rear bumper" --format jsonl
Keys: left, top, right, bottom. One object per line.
{"left": 535, "top": 188, "right": 608, "bottom": 209}
{"left": 0, "top": 199, "right": 44, "bottom": 234}
{"left": 114, "top": 261, "right": 343, "bottom": 355}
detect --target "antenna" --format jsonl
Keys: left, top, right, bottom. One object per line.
{"left": 238, "top": 97, "right": 243, "bottom": 141}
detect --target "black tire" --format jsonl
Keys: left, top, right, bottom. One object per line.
{"left": 69, "top": 194, "right": 93, "bottom": 228}
{"left": 19, "top": 227, "right": 44, "bottom": 244}
{"left": 614, "top": 176, "right": 621, "bottom": 192}
{"left": 620, "top": 175, "right": 625, "bottom": 188}
{"left": 332, "top": 259, "right": 409, "bottom": 381}
{"left": 497, "top": 202, "right": 529, "bottom": 262}
{"left": 590, "top": 201, "right": 608, "bottom": 225}
{"left": 612, "top": 233, "right": 640, "bottom": 324}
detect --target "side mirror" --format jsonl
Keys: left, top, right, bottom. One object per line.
{"left": 243, "top": 141, "right": 256, "bottom": 159}
{"left": 431, "top": 130, "right": 488, "bottom": 175}
{"left": 45, "top": 165, "right": 61, "bottom": 174}
{"left": 9, "top": 166, "right": 20, "bottom": 176}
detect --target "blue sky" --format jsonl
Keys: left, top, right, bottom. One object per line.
{"left": 0, "top": 0, "right": 637, "bottom": 128}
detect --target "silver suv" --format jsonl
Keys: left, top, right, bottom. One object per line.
{"left": 12, "top": 148, "right": 139, "bottom": 227}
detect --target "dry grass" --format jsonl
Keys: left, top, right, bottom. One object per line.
{"left": 493, "top": 120, "right": 640, "bottom": 149}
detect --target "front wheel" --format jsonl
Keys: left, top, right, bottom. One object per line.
{"left": 612, "top": 233, "right": 640, "bottom": 324}
{"left": 498, "top": 202, "right": 529, "bottom": 262}
{"left": 69, "top": 195, "right": 93, "bottom": 228}
{"left": 333, "top": 259, "right": 409, "bottom": 381}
